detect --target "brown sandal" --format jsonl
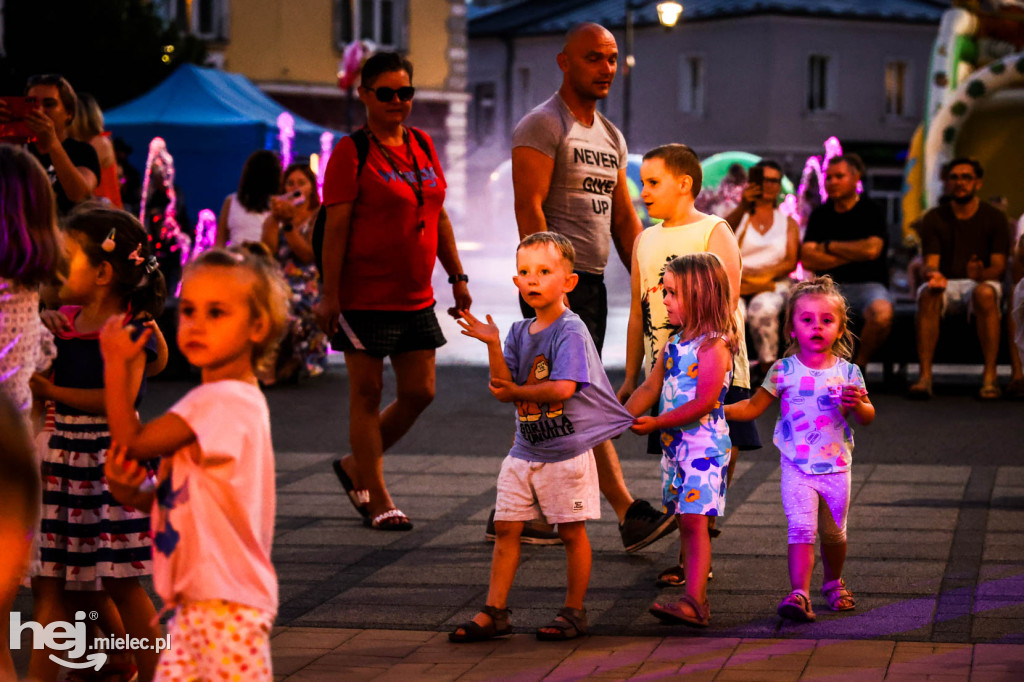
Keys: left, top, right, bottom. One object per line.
{"left": 536, "top": 606, "right": 588, "bottom": 641}
{"left": 449, "top": 604, "right": 512, "bottom": 643}
{"left": 822, "top": 579, "right": 856, "bottom": 611}
{"left": 777, "top": 591, "right": 816, "bottom": 622}
{"left": 649, "top": 594, "right": 710, "bottom": 627}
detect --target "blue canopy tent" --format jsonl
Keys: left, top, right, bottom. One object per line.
{"left": 105, "top": 64, "right": 340, "bottom": 221}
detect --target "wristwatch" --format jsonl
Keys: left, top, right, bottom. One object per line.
{"left": 448, "top": 273, "right": 469, "bottom": 284}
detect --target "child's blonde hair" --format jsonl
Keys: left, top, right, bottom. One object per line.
{"left": 0, "top": 144, "right": 62, "bottom": 286}
{"left": 517, "top": 232, "right": 576, "bottom": 271}
{"left": 184, "top": 247, "right": 291, "bottom": 365}
{"left": 782, "top": 276, "right": 854, "bottom": 360}
{"left": 665, "top": 252, "right": 737, "bottom": 352}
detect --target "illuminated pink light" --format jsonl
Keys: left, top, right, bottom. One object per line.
{"left": 140, "top": 137, "right": 191, "bottom": 296}
{"left": 318, "top": 132, "right": 334, "bottom": 201}
{"left": 193, "top": 209, "right": 217, "bottom": 258}
{"left": 277, "top": 112, "right": 295, "bottom": 169}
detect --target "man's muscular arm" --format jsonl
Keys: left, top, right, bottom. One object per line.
{"left": 512, "top": 147, "right": 554, "bottom": 239}
{"left": 610, "top": 168, "right": 642, "bottom": 272}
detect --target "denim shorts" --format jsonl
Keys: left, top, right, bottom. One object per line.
{"left": 835, "top": 281, "right": 892, "bottom": 317}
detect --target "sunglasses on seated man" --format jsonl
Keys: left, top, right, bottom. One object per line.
{"left": 364, "top": 86, "right": 416, "bottom": 102}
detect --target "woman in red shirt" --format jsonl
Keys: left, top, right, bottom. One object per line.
{"left": 316, "top": 52, "right": 472, "bottom": 531}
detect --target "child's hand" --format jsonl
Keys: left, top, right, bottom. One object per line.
{"left": 840, "top": 385, "right": 866, "bottom": 408}
{"left": 39, "top": 309, "right": 71, "bottom": 335}
{"left": 105, "top": 442, "right": 147, "bottom": 489}
{"left": 29, "top": 373, "right": 54, "bottom": 400}
{"left": 99, "top": 315, "right": 152, "bottom": 367}
{"left": 488, "top": 377, "right": 518, "bottom": 402}
{"left": 456, "top": 311, "right": 500, "bottom": 345}
{"left": 630, "top": 416, "right": 659, "bottom": 435}
{"left": 105, "top": 442, "right": 154, "bottom": 508}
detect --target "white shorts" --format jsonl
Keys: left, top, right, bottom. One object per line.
{"left": 917, "top": 278, "right": 1002, "bottom": 319}
{"left": 494, "top": 450, "right": 600, "bottom": 524}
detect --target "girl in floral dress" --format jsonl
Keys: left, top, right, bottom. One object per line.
{"left": 625, "top": 253, "right": 737, "bottom": 628}
{"left": 260, "top": 163, "right": 328, "bottom": 382}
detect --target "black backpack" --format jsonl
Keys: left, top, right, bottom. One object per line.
{"left": 312, "top": 127, "right": 435, "bottom": 277}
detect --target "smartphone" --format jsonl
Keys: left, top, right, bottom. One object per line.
{"left": 275, "top": 189, "right": 305, "bottom": 206}
{"left": 0, "top": 96, "right": 38, "bottom": 141}
{"left": 747, "top": 165, "right": 764, "bottom": 187}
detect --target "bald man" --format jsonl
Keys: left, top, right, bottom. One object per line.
{"left": 508, "top": 23, "right": 673, "bottom": 554}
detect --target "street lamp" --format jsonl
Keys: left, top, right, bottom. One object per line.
{"left": 657, "top": 2, "right": 684, "bottom": 28}
{"left": 623, "top": 1, "right": 684, "bottom": 143}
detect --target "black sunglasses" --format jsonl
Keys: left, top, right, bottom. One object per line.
{"left": 365, "top": 85, "right": 415, "bottom": 103}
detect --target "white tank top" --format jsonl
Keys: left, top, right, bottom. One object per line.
{"left": 736, "top": 208, "right": 789, "bottom": 270}
{"left": 226, "top": 193, "right": 270, "bottom": 245}
{"left": 635, "top": 215, "right": 750, "bottom": 388}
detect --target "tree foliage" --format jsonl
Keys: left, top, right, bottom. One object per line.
{"left": 0, "top": 0, "right": 206, "bottom": 109}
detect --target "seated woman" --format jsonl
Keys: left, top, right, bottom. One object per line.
{"left": 217, "top": 149, "right": 281, "bottom": 247}
{"left": 725, "top": 160, "right": 799, "bottom": 379}
{"left": 260, "top": 163, "right": 328, "bottom": 383}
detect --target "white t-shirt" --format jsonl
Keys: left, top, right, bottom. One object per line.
{"left": 155, "top": 380, "right": 277, "bottom": 614}
{"left": 226, "top": 193, "right": 270, "bottom": 246}
{"left": 0, "top": 278, "right": 55, "bottom": 414}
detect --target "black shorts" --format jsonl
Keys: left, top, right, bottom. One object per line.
{"left": 725, "top": 385, "right": 762, "bottom": 451}
{"left": 331, "top": 306, "right": 446, "bottom": 358}
{"left": 646, "top": 385, "right": 763, "bottom": 454}
{"left": 519, "top": 270, "right": 607, "bottom": 355}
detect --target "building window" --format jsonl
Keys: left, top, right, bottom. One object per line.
{"left": 807, "top": 55, "right": 832, "bottom": 112}
{"left": 885, "top": 60, "right": 908, "bottom": 117}
{"left": 336, "top": 0, "right": 407, "bottom": 50}
{"left": 163, "top": 0, "right": 228, "bottom": 40}
{"left": 472, "top": 82, "right": 496, "bottom": 145}
{"left": 678, "top": 55, "right": 704, "bottom": 115}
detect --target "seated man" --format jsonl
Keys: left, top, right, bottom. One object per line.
{"left": 801, "top": 154, "right": 893, "bottom": 373}
{"left": 910, "top": 158, "right": 1010, "bottom": 400}
{"left": 1006, "top": 216, "right": 1024, "bottom": 399}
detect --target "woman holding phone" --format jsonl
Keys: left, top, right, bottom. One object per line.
{"left": 315, "top": 51, "right": 472, "bottom": 531}
{"left": 260, "top": 163, "right": 328, "bottom": 383}
{"left": 725, "top": 160, "right": 800, "bottom": 380}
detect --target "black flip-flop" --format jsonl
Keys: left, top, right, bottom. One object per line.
{"left": 332, "top": 459, "right": 370, "bottom": 519}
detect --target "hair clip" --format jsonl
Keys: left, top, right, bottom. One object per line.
{"left": 145, "top": 256, "right": 159, "bottom": 274}
{"left": 128, "top": 244, "right": 145, "bottom": 266}
{"left": 101, "top": 229, "right": 117, "bottom": 252}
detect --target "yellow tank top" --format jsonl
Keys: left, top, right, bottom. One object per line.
{"left": 635, "top": 215, "right": 750, "bottom": 388}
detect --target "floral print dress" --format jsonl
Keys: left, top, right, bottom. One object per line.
{"left": 274, "top": 217, "right": 328, "bottom": 380}
{"left": 658, "top": 332, "right": 733, "bottom": 516}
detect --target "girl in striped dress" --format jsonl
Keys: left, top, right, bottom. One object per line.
{"left": 29, "top": 207, "right": 166, "bottom": 681}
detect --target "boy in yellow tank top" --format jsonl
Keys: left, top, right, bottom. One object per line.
{"left": 617, "top": 144, "right": 761, "bottom": 586}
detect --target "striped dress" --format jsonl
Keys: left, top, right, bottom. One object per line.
{"left": 37, "top": 305, "right": 154, "bottom": 581}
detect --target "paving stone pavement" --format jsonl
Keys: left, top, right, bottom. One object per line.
{"left": 261, "top": 451, "right": 1024, "bottom": 679}
{"left": 13, "top": 366, "right": 1023, "bottom": 680}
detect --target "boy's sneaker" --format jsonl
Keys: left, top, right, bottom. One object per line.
{"left": 619, "top": 499, "right": 676, "bottom": 553}
{"left": 484, "top": 509, "right": 562, "bottom": 545}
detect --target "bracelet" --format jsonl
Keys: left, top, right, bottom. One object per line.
{"left": 823, "top": 241, "right": 832, "bottom": 254}
{"left": 448, "top": 273, "right": 469, "bottom": 284}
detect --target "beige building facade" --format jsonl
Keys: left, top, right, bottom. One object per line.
{"left": 165, "top": 0, "right": 470, "bottom": 215}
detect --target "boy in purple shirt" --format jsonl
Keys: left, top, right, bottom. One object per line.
{"left": 451, "top": 233, "right": 633, "bottom": 643}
